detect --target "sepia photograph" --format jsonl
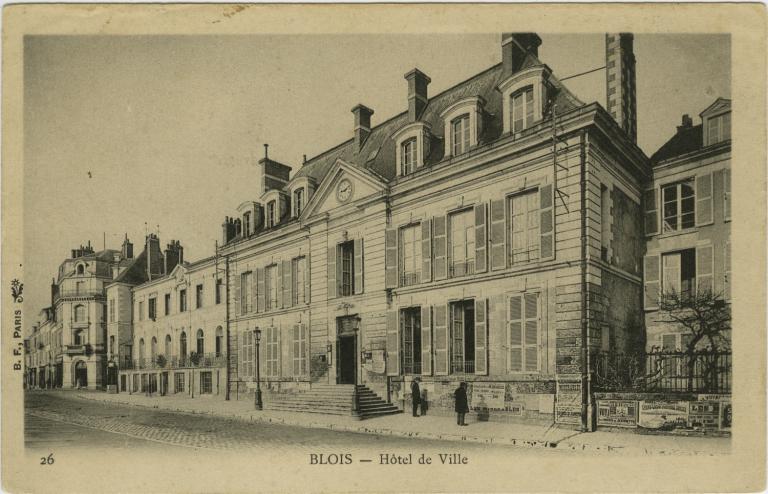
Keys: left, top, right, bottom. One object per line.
{"left": 2, "top": 4, "right": 766, "bottom": 493}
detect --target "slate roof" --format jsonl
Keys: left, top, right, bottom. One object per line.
{"left": 294, "top": 54, "right": 583, "bottom": 184}
{"left": 112, "top": 251, "right": 149, "bottom": 285}
{"left": 650, "top": 124, "right": 704, "bottom": 165}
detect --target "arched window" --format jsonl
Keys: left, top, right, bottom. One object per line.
{"left": 510, "top": 86, "right": 534, "bottom": 133}
{"left": 294, "top": 188, "right": 305, "bottom": 217}
{"left": 74, "top": 304, "right": 86, "bottom": 323}
{"left": 180, "top": 331, "right": 187, "bottom": 357}
{"left": 151, "top": 337, "right": 157, "bottom": 361}
{"left": 76, "top": 264, "right": 85, "bottom": 275}
{"left": 215, "top": 327, "right": 224, "bottom": 357}
{"left": 243, "top": 211, "right": 252, "bottom": 236}
{"left": 138, "top": 338, "right": 145, "bottom": 364}
{"left": 401, "top": 137, "right": 417, "bottom": 175}
{"left": 73, "top": 329, "right": 85, "bottom": 345}
{"left": 165, "top": 335, "right": 172, "bottom": 357}
{"left": 196, "top": 329, "right": 205, "bottom": 355}
{"left": 451, "top": 114, "right": 471, "bottom": 156}
{"left": 266, "top": 201, "right": 276, "bottom": 228}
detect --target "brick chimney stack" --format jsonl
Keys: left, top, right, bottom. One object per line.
{"left": 405, "top": 69, "right": 431, "bottom": 122}
{"left": 605, "top": 33, "right": 637, "bottom": 144}
{"left": 257, "top": 144, "right": 292, "bottom": 196}
{"left": 678, "top": 114, "right": 693, "bottom": 131}
{"left": 501, "top": 33, "right": 542, "bottom": 78}
{"left": 145, "top": 234, "right": 164, "bottom": 280}
{"left": 121, "top": 234, "right": 133, "bottom": 259}
{"left": 351, "top": 104, "right": 374, "bottom": 151}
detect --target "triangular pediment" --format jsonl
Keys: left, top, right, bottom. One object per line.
{"left": 700, "top": 97, "right": 731, "bottom": 118}
{"left": 301, "top": 159, "right": 387, "bottom": 219}
{"left": 168, "top": 263, "right": 187, "bottom": 283}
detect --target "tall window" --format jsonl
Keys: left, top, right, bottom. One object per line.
{"left": 164, "top": 293, "right": 171, "bottom": 316}
{"left": 450, "top": 300, "right": 475, "bottom": 374}
{"left": 179, "top": 289, "right": 187, "bottom": 312}
{"left": 196, "top": 329, "right": 205, "bottom": 355}
{"left": 109, "top": 335, "right": 115, "bottom": 356}
{"left": 138, "top": 338, "right": 145, "bottom": 364}
{"left": 109, "top": 299, "right": 115, "bottom": 323}
{"left": 215, "top": 279, "right": 223, "bottom": 305}
{"left": 148, "top": 297, "right": 157, "bottom": 320}
{"left": 151, "top": 337, "right": 157, "bottom": 362}
{"left": 511, "top": 86, "right": 534, "bottom": 133}
{"left": 451, "top": 115, "right": 470, "bottom": 156}
{"left": 449, "top": 209, "right": 475, "bottom": 277}
{"left": 164, "top": 335, "right": 171, "bottom": 357}
{"left": 265, "top": 265, "right": 278, "bottom": 310}
{"left": 266, "top": 201, "right": 276, "bottom": 228}
{"left": 292, "top": 257, "right": 307, "bottom": 305}
{"left": 401, "top": 137, "right": 417, "bottom": 175}
{"left": 243, "top": 211, "right": 251, "bottom": 236}
{"left": 196, "top": 284, "right": 204, "bottom": 309}
{"left": 508, "top": 292, "right": 539, "bottom": 372}
{"left": 76, "top": 264, "right": 85, "bottom": 275}
{"left": 265, "top": 327, "right": 279, "bottom": 377}
{"left": 339, "top": 241, "right": 354, "bottom": 296}
{"left": 240, "top": 272, "right": 252, "bottom": 314}
{"left": 75, "top": 281, "right": 85, "bottom": 295}
{"left": 294, "top": 188, "right": 304, "bottom": 217}
{"left": 74, "top": 329, "right": 85, "bottom": 346}
{"left": 401, "top": 308, "right": 422, "bottom": 375}
{"left": 509, "top": 190, "right": 540, "bottom": 265}
{"left": 662, "top": 179, "right": 695, "bottom": 232}
{"left": 707, "top": 112, "right": 731, "bottom": 145}
{"left": 399, "top": 224, "right": 422, "bottom": 286}
{"left": 73, "top": 304, "right": 87, "bottom": 323}
{"left": 292, "top": 325, "right": 307, "bottom": 376}
{"left": 600, "top": 184, "right": 610, "bottom": 262}
{"left": 199, "top": 371, "right": 212, "bottom": 394}
{"left": 179, "top": 332, "right": 187, "bottom": 358}
{"left": 241, "top": 330, "right": 254, "bottom": 378}
{"left": 215, "top": 327, "right": 223, "bottom": 357}
{"left": 662, "top": 249, "right": 696, "bottom": 300}
{"left": 174, "top": 372, "right": 185, "bottom": 393}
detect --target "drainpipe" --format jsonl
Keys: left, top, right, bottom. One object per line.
{"left": 579, "top": 130, "right": 593, "bottom": 432}
{"left": 225, "top": 255, "right": 231, "bottom": 400}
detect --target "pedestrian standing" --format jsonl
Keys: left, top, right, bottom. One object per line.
{"left": 454, "top": 382, "right": 469, "bottom": 426}
{"left": 410, "top": 378, "right": 421, "bottom": 417}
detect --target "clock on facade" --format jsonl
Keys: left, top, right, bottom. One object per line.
{"left": 336, "top": 178, "right": 353, "bottom": 203}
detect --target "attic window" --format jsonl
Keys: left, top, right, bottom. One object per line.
{"left": 243, "top": 211, "right": 252, "bottom": 236}
{"left": 439, "top": 96, "right": 484, "bottom": 159}
{"left": 266, "top": 201, "right": 276, "bottom": 228}
{"left": 294, "top": 188, "right": 304, "bottom": 217}
{"left": 511, "top": 86, "right": 535, "bottom": 133}
{"left": 706, "top": 112, "right": 731, "bottom": 146}
{"left": 76, "top": 264, "right": 85, "bottom": 275}
{"left": 401, "top": 138, "right": 417, "bottom": 175}
{"left": 392, "top": 122, "right": 431, "bottom": 176}
{"left": 451, "top": 115, "right": 471, "bottom": 156}
{"left": 498, "top": 66, "right": 550, "bottom": 135}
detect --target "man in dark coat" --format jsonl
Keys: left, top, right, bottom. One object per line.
{"left": 454, "top": 382, "right": 469, "bottom": 426}
{"left": 410, "top": 378, "right": 421, "bottom": 417}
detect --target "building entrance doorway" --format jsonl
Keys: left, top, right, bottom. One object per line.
{"left": 160, "top": 372, "right": 169, "bottom": 396}
{"left": 336, "top": 316, "right": 358, "bottom": 385}
{"left": 74, "top": 361, "right": 88, "bottom": 388}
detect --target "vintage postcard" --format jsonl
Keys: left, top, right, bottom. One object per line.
{"left": 2, "top": 4, "right": 766, "bottom": 493}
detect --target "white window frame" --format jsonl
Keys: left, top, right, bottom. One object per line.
{"left": 498, "top": 66, "right": 550, "bottom": 135}
{"left": 265, "top": 326, "right": 280, "bottom": 378}
{"left": 510, "top": 86, "right": 535, "bottom": 134}
{"left": 661, "top": 179, "right": 696, "bottom": 233}
{"left": 507, "top": 291, "right": 540, "bottom": 373}
{"left": 241, "top": 329, "right": 254, "bottom": 379}
{"left": 399, "top": 223, "right": 422, "bottom": 286}
{"left": 240, "top": 271, "right": 252, "bottom": 314}
{"left": 401, "top": 137, "right": 417, "bottom": 175}
{"left": 393, "top": 122, "right": 431, "bottom": 176}
{"left": 439, "top": 97, "right": 484, "bottom": 158}
{"left": 451, "top": 114, "right": 471, "bottom": 156}
{"left": 448, "top": 208, "right": 475, "bottom": 278}
{"left": 292, "top": 325, "right": 307, "bottom": 377}
{"left": 508, "top": 189, "right": 540, "bottom": 265}
{"left": 294, "top": 187, "right": 304, "bottom": 217}
{"left": 292, "top": 257, "right": 307, "bottom": 305}
{"left": 265, "top": 265, "right": 278, "bottom": 310}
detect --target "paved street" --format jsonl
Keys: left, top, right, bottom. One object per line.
{"left": 25, "top": 391, "right": 571, "bottom": 455}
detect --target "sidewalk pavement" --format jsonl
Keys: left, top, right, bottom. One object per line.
{"left": 72, "top": 390, "right": 730, "bottom": 456}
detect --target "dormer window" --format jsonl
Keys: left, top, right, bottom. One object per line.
{"left": 76, "top": 264, "right": 85, "bottom": 275}
{"left": 243, "top": 211, "right": 251, "bottom": 236}
{"left": 451, "top": 115, "right": 470, "bottom": 156}
{"left": 707, "top": 112, "right": 731, "bottom": 145}
{"left": 401, "top": 138, "right": 417, "bottom": 175}
{"left": 294, "top": 188, "right": 304, "bottom": 217}
{"left": 511, "top": 86, "right": 534, "bottom": 133}
{"left": 266, "top": 201, "right": 276, "bottom": 228}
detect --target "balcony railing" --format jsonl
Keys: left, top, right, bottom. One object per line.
{"left": 449, "top": 260, "right": 475, "bottom": 278}
{"left": 121, "top": 353, "right": 227, "bottom": 370}
{"left": 402, "top": 361, "right": 422, "bottom": 375}
{"left": 54, "top": 288, "right": 105, "bottom": 301}
{"left": 63, "top": 344, "right": 91, "bottom": 356}
{"left": 400, "top": 272, "right": 421, "bottom": 287}
{"left": 450, "top": 359, "right": 475, "bottom": 374}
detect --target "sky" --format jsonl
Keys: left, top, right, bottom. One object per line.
{"left": 23, "top": 34, "right": 730, "bottom": 326}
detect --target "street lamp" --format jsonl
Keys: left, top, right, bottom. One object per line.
{"left": 254, "top": 329, "right": 263, "bottom": 410}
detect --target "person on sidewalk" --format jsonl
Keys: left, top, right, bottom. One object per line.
{"left": 410, "top": 378, "right": 421, "bottom": 417}
{"left": 454, "top": 382, "right": 469, "bottom": 426}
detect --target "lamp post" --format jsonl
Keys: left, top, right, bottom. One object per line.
{"left": 254, "top": 329, "right": 263, "bottom": 410}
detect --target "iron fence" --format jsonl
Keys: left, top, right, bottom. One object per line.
{"left": 450, "top": 359, "right": 475, "bottom": 375}
{"left": 120, "top": 353, "right": 227, "bottom": 370}
{"left": 593, "top": 350, "right": 731, "bottom": 393}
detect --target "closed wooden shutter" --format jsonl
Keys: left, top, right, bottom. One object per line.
{"left": 354, "top": 238, "right": 364, "bottom": 295}
{"left": 233, "top": 271, "right": 241, "bottom": 317}
{"left": 723, "top": 169, "right": 731, "bottom": 221}
{"left": 724, "top": 241, "right": 731, "bottom": 300}
{"left": 276, "top": 263, "right": 283, "bottom": 309}
{"left": 489, "top": 198, "right": 506, "bottom": 270}
{"left": 304, "top": 254, "right": 311, "bottom": 304}
{"left": 695, "top": 172, "right": 714, "bottom": 226}
{"left": 433, "top": 304, "right": 448, "bottom": 375}
{"left": 433, "top": 216, "right": 447, "bottom": 281}
{"left": 327, "top": 244, "right": 337, "bottom": 299}
{"left": 386, "top": 310, "right": 400, "bottom": 376}
{"left": 421, "top": 220, "right": 432, "bottom": 283}
{"left": 696, "top": 244, "right": 714, "bottom": 294}
{"left": 283, "top": 259, "right": 292, "bottom": 308}
{"left": 384, "top": 228, "right": 398, "bottom": 289}
{"left": 539, "top": 184, "right": 554, "bottom": 260}
{"left": 524, "top": 293, "right": 539, "bottom": 372}
{"left": 644, "top": 188, "right": 659, "bottom": 236}
{"left": 474, "top": 298, "right": 488, "bottom": 375}
{"left": 250, "top": 270, "right": 257, "bottom": 314}
{"left": 644, "top": 255, "right": 660, "bottom": 310}
{"left": 474, "top": 203, "right": 487, "bottom": 273}
{"left": 421, "top": 305, "right": 432, "bottom": 375}
{"left": 292, "top": 324, "right": 300, "bottom": 376}
{"left": 508, "top": 295, "right": 523, "bottom": 372}
{"left": 240, "top": 330, "right": 247, "bottom": 377}
{"left": 256, "top": 268, "right": 265, "bottom": 313}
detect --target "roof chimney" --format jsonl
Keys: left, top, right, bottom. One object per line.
{"left": 501, "top": 33, "right": 542, "bottom": 78}
{"left": 164, "top": 240, "right": 183, "bottom": 274}
{"left": 404, "top": 69, "right": 431, "bottom": 122}
{"left": 678, "top": 114, "right": 693, "bottom": 130}
{"left": 145, "top": 234, "right": 164, "bottom": 281}
{"left": 351, "top": 104, "right": 374, "bottom": 151}
{"left": 605, "top": 33, "right": 637, "bottom": 144}
{"left": 121, "top": 234, "right": 133, "bottom": 259}
{"left": 257, "top": 144, "right": 292, "bottom": 195}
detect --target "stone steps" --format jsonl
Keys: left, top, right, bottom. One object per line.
{"left": 263, "top": 384, "right": 401, "bottom": 419}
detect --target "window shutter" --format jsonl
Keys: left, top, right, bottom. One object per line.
{"left": 421, "top": 219, "right": 432, "bottom": 283}
{"left": 524, "top": 293, "right": 539, "bottom": 372}
{"left": 695, "top": 172, "right": 714, "bottom": 226}
{"left": 386, "top": 310, "right": 400, "bottom": 376}
{"left": 474, "top": 203, "right": 487, "bottom": 273}
{"left": 301, "top": 324, "right": 308, "bottom": 376}
{"left": 233, "top": 272, "right": 241, "bottom": 317}
{"left": 433, "top": 216, "right": 448, "bottom": 281}
{"left": 421, "top": 305, "right": 432, "bottom": 376}
{"left": 354, "top": 238, "right": 364, "bottom": 295}
{"left": 283, "top": 259, "right": 292, "bottom": 308}
{"left": 433, "top": 304, "right": 449, "bottom": 375}
{"left": 384, "top": 228, "right": 398, "bottom": 289}
{"left": 240, "top": 331, "right": 247, "bottom": 377}
{"left": 696, "top": 244, "right": 714, "bottom": 294}
{"left": 256, "top": 268, "right": 265, "bottom": 313}
{"left": 474, "top": 298, "right": 488, "bottom": 375}
{"left": 508, "top": 295, "right": 523, "bottom": 372}
{"left": 724, "top": 241, "right": 731, "bottom": 301}
{"left": 327, "top": 245, "right": 337, "bottom": 299}
{"left": 276, "top": 326, "right": 283, "bottom": 378}
{"left": 275, "top": 263, "right": 283, "bottom": 309}
{"left": 723, "top": 169, "right": 731, "bottom": 221}
{"left": 292, "top": 324, "right": 300, "bottom": 376}
{"left": 304, "top": 255, "right": 311, "bottom": 304}
{"left": 489, "top": 198, "right": 506, "bottom": 270}
{"left": 644, "top": 255, "right": 660, "bottom": 310}
{"left": 250, "top": 271, "right": 257, "bottom": 314}
{"left": 644, "top": 188, "right": 659, "bottom": 236}
{"left": 539, "top": 184, "right": 554, "bottom": 260}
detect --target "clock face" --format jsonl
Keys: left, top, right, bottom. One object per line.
{"left": 337, "top": 179, "right": 353, "bottom": 203}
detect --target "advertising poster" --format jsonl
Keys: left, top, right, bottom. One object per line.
{"left": 638, "top": 401, "right": 690, "bottom": 430}
{"left": 470, "top": 382, "right": 506, "bottom": 409}
{"left": 597, "top": 400, "right": 639, "bottom": 428}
